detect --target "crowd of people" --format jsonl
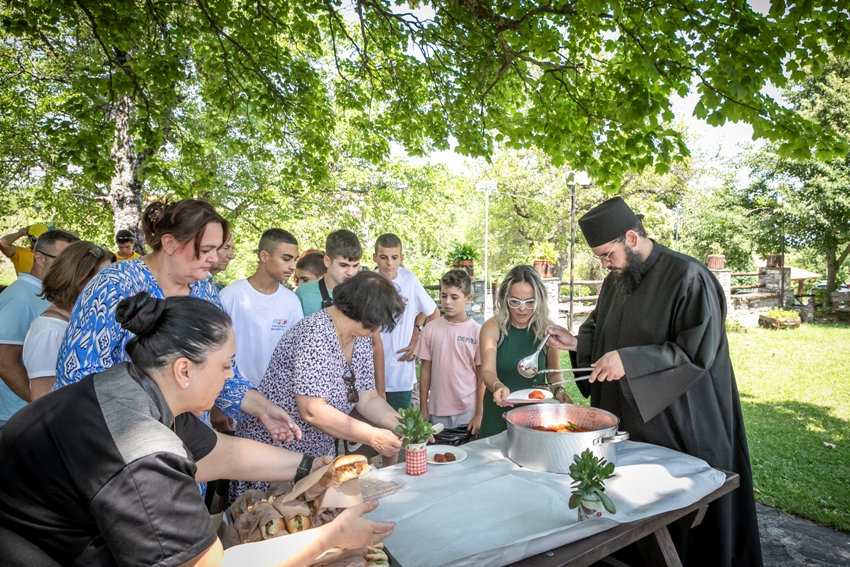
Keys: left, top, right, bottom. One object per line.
{"left": 0, "top": 196, "right": 762, "bottom": 567}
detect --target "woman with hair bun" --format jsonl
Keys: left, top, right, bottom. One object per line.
{"left": 23, "top": 241, "right": 113, "bottom": 399}
{"left": 477, "top": 265, "right": 569, "bottom": 438}
{"left": 54, "top": 200, "right": 301, "bottom": 463}
{"left": 0, "top": 293, "right": 394, "bottom": 567}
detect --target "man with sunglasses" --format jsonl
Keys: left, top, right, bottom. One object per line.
{"left": 0, "top": 224, "right": 50, "bottom": 276}
{"left": 0, "top": 229, "right": 78, "bottom": 427}
{"left": 547, "top": 197, "right": 762, "bottom": 567}
{"left": 114, "top": 229, "right": 142, "bottom": 261}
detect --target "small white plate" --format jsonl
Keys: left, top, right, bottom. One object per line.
{"left": 426, "top": 445, "right": 468, "bottom": 465}
{"left": 505, "top": 388, "right": 554, "bottom": 404}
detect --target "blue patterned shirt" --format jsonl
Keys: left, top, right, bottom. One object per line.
{"left": 54, "top": 259, "right": 255, "bottom": 420}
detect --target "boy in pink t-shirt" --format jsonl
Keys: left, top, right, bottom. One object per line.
{"left": 415, "top": 269, "right": 484, "bottom": 433}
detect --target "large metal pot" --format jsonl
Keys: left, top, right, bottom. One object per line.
{"left": 503, "top": 404, "right": 629, "bottom": 474}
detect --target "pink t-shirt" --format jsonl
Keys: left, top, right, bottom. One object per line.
{"left": 415, "top": 316, "right": 481, "bottom": 417}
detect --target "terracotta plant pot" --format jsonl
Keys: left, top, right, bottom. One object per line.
{"left": 452, "top": 261, "right": 474, "bottom": 277}
{"left": 532, "top": 259, "right": 554, "bottom": 279}
{"left": 707, "top": 255, "right": 726, "bottom": 270}
{"left": 405, "top": 443, "right": 427, "bottom": 476}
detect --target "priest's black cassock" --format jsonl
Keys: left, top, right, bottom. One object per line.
{"left": 571, "top": 242, "right": 763, "bottom": 567}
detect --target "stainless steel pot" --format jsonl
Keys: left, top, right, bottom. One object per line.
{"left": 502, "top": 404, "right": 629, "bottom": 473}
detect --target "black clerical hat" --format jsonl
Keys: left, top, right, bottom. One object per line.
{"left": 578, "top": 197, "right": 640, "bottom": 247}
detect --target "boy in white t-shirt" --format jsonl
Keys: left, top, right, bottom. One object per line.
{"left": 416, "top": 269, "right": 484, "bottom": 433}
{"left": 372, "top": 233, "right": 440, "bottom": 412}
{"left": 220, "top": 229, "right": 304, "bottom": 387}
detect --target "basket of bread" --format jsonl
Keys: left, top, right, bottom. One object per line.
{"left": 224, "top": 455, "right": 395, "bottom": 566}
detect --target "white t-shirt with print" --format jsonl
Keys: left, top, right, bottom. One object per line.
{"left": 220, "top": 279, "right": 304, "bottom": 386}
{"left": 379, "top": 267, "right": 438, "bottom": 393}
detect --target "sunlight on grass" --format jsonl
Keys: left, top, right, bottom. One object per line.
{"left": 561, "top": 323, "right": 850, "bottom": 532}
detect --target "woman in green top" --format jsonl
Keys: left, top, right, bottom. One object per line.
{"left": 478, "top": 265, "right": 570, "bottom": 438}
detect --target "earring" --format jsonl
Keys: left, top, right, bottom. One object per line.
{"left": 184, "top": 381, "right": 189, "bottom": 387}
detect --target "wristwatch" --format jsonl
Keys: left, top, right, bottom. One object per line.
{"left": 294, "top": 454, "right": 315, "bottom": 483}
{"left": 415, "top": 324, "right": 425, "bottom": 333}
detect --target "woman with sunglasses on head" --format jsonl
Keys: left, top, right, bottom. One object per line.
{"left": 1, "top": 293, "right": 393, "bottom": 567}
{"left": 477, "top": 265, "right": 570, "bottom": 439}
{"left": 232, "top": 271, "right": 405, "bottom": 499}
{"left": 24, "top": 242, "right": 114, "bottom": 400}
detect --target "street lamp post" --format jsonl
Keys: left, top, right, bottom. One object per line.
{"left": 476, "top": 181, "right": 498, "bottom": 309}
{"left": 567, "top": 179, "right": 576, "bottom": 331}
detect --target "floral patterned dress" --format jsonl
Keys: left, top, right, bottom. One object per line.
{"left": 231, "top": 310, "right": 376, "bottom": 498}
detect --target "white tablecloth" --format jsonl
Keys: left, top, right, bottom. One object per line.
{"left": 365, "top": 434, "right": 726, "bottom": 567}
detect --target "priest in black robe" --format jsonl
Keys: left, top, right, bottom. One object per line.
{"left": 549, "top": 197, "right": 763, "bottom": 567}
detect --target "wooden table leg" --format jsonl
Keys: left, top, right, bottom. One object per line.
{"left": 637, "top": 526, "right": 683, "bottom": 567}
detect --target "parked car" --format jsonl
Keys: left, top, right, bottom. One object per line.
{"left": 813, "top": 281, "right": 850, "bottom": 291}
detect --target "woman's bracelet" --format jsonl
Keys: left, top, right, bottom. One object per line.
{"left": 552, "top": 386, "right": 566, "bottom": 396}
{"left": 491, "top": 381, "right": 505, "bottom": 393}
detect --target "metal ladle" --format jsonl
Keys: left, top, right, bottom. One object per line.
{"left": 517, "top": 333, "right": 550, "bottom": 378}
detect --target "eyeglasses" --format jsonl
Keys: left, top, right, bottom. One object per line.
{"left": 507, "top": 297, "right": 536, "bottom": 310}
{"left": 89, "top": 246, "right": 105, "bottom": 259}
{"left": 342, "top": 368, "right": 359, "bottom": 404}
{"left": 116, "top": 238, "right": 134, "bottom": 244}
{"left": 36, "top": 250, "right": 56, "bottom": 259}
{"left": 592, "top": 240, "right": 622, "bottom": 264}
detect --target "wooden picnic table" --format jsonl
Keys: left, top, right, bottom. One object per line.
{"left": 510, "top": 471, "right": 740, "bottom": 567}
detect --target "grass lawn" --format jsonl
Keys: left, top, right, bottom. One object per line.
{"left": 561, "top": 323, "right": 850, "bottom": 532}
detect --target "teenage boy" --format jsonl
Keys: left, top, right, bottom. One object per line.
{"left": 114, "top": 230, "right": 142, "bottom": 261}
{"left": 416, "top": 269, "right": 484, "bottom": 433}
{"left": 295, "top": 230, "right": 362, "bottom": 316}
{"left": 373, "top": 233, "right": 440, "bottom": 412}
{"left": 0, "top": 224, "right": 50, "bottom": 275}
{"left": 208, "top": 233, "right": 235, "bottom": 291}
{"left": 294, "top": 249, "right": 327, "bottom": 286}
{"left": 220, "top": 229, "right": 303, "bottom": 387}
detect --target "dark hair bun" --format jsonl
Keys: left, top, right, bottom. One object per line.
{"left": 116, "top": 292, "right": 167, "bottom": 336}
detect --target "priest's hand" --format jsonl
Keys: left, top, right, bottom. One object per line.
{"left": 589, "top": 351, "right": 625, "bottom": 382}
{"left": 546, "top": 325, "right": 577, "bottom": 351}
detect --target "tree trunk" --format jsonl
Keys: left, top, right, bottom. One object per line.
{"left": 825, "top": 250, "right": 839, "bottom": 295}
{"left": 108, "top": 94, "right": 147, "bottom": 254}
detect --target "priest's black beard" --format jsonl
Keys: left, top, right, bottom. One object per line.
{"left": 611, "top": 244, "right": 649, "bottom": 298}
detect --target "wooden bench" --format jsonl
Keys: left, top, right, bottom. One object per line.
{"left": 832, "top": 292, "right": 850, "bottom": 322}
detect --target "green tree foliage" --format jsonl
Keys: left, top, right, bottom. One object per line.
{"left": 740, "top": 56, "right": 850, "bottom": 293}
{"left": 3, "top": 0, "right": 850, "bottom": 214}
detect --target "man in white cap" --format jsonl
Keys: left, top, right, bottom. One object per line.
{"left": 548, "top": 197, "right": 762, "bottom": 567}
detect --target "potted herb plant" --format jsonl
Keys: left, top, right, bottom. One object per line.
{"left": 568, "top": 449, "right": 617, "bottom": 521}
{"left": 448, "top": 242, "right": 478, "bottom": 277}
{"left": 396, "top": 407, "right": 437, "bottom": 476}
{"left": 529, "top": 241, "right": 558, "bottom": 279}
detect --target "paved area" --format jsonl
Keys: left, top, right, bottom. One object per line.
{"left": 757, "top": 504, "right": 850, "bottom": 566}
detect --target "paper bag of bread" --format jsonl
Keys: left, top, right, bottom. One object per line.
{"left": 275, "top": 455, "right": 369, "bottom": 509}
{"left": 230, "top": 489, "right": 267, "bottom": 521}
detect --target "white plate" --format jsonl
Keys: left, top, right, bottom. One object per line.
{"left": 505, "top": 388, "right": 553, "bottom": 404}
{"left": 426, "top": 445, "right": 468, "bottom": 465}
